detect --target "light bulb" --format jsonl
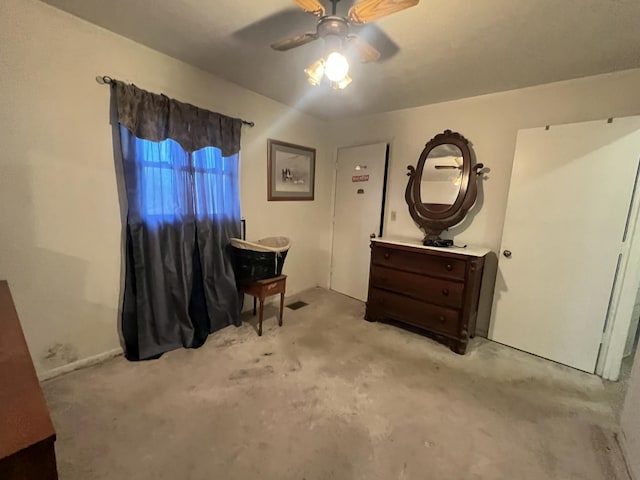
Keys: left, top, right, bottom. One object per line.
{"left": 324, "top": 52, "right": 349, "bottom": 82}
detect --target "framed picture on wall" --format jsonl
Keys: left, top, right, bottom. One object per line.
{"left": 267, "top": 139, "right": 316, "bottom": 201}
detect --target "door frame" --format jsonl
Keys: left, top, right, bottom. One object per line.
{"left": 328, "top": 142, "right": 390, "bottom": 292}
{"left": 597, "top": 155, "right": 640, "bottom": 381}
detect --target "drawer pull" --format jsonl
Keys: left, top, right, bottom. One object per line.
{"left": 383, "top": 252, "right": 390, "bottom": 259}
{"left": 442, "top": 288, "right": 449, "bottom": 296}
{"left": 438, "top": 315, "right": 446, "bottom": 323}
{"left": 445, "top": 264, "right": 453, "bottom": 271}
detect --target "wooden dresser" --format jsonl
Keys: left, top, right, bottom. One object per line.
{"left": 0, "top": 281, "right": 58, "bottom": 479}
{"left": 366, "top": 238, "right": 489, "bottom": 354}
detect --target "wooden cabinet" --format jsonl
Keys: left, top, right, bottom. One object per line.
{"left": 0, "top": 281, "right": 58, "bottom": 479}
{"left": 365, "top": 238, "right": 488, "bottom": 354}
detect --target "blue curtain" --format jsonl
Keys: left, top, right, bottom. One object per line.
{"left": 119, "top": 126, "right": 242, "bottom": 360}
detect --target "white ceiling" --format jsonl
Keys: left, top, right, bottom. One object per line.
{"left": 40, "top": 0, "right": 640, "bottom": 119}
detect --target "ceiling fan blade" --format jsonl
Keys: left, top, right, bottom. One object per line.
{"left": 271, "top": 32, "right": 319, "bottom": 51}
{"left": 348, "top": 0, "right": 420, "bottom": 24}
{"left": 294, "top": 0, "right": 326, "bottom": 16}
{"left": 346, "top": 34, "right": 381, "bottom": 63}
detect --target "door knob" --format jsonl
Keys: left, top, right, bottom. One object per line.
{"left": 370, "top": 233, "right": 376, "bottom": 239}
{"left": 503, "top": 250, "right": 512, "bottom": 258}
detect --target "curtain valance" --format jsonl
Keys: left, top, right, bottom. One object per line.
{"left": 113, "top": 81, "right": 242, "bottom": 156}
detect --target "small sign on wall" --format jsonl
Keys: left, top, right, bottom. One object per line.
{"left": 352, "top": 174, "right": 369, "bottom": 182}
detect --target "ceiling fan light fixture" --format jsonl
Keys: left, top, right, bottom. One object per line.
{"left": 273, "top": 0, "right": 422, "bottom": 92}
{"left": 324, "top": 51, "right": 350, "bottom": 82}
{"left": 304, "top": 58, "right": 325, "bottom": 86}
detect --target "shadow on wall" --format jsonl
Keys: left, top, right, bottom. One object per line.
{"left": 476, "top": 251, "right": 499, "bottom": 337}
{"left": 109, "top": 90, "right": 128, "bottom": 352}
{"left": 486, "top": 221, "right": 512, "bottom": 342}
{"left": 0, "top": 164, "right": 117, "bottom": 372}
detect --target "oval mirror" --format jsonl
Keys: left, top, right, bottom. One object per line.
{"left": 419, "top": 143, "right": 464, "bottom": 213}
{"left": 405, "top": 130, "right": 485, "bottom": 246}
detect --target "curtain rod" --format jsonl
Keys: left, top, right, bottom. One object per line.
{"left": 97, "top": 75, "right": 255, "bottom": 127}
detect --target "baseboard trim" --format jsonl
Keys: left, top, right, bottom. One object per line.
{"left": 38, "top": 347, "right": 124, "bottom": 382}
{"left": 616, "top": 431, "right": 637, "bottom": 480}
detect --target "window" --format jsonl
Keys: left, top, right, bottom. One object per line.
{"left": 192, "top": 147, "right": 240, "bottom": 220}
{"left": 121, "top": 126, "right": 240, "bottom": 224}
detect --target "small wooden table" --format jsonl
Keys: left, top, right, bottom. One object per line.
{"left": 240, "top": 275, "right": 286, "bottom": 336}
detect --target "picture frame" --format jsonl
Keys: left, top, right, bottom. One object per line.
{"left": 267, "top": 139, "right": 316, "bottom": 201}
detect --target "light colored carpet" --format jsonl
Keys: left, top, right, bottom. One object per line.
{"left": 43, "top": 288, "right": 630, "bottom": 479}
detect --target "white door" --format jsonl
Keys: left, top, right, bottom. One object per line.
{"left": 490, "top": 117, "right": 640, "bottom": 372}
{"left": 331, "top": 143, "right": 388, "bottom": 301}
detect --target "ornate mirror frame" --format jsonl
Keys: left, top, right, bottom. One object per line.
{"left": 405, "top": 130, "right": 484, "bottom": 245}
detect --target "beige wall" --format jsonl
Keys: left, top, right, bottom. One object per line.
{"left": 0, "top": 0, "right": 332, "bottom": 374}
{"left": 327, "top": 68, "right": 640, "bottom": 335}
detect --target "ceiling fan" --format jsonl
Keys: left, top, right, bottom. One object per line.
{"left": 271, "top": 0, "right": 420, "bottom": 89}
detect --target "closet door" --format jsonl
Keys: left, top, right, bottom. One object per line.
{"left": 331, "top": 143, "right": 388, "bottom": 301}
{"left": 489, "top": 117, "right": 640, "bottom": 373}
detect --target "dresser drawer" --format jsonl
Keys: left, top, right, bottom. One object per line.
{"left": 368, "top": 288, "right": 460, "bottom": 337}
{"left": 370, "top": 264, "right": 464, "bottom": 309}
{"left": 371, "top": 244, "right": 466, "bottom": 280}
